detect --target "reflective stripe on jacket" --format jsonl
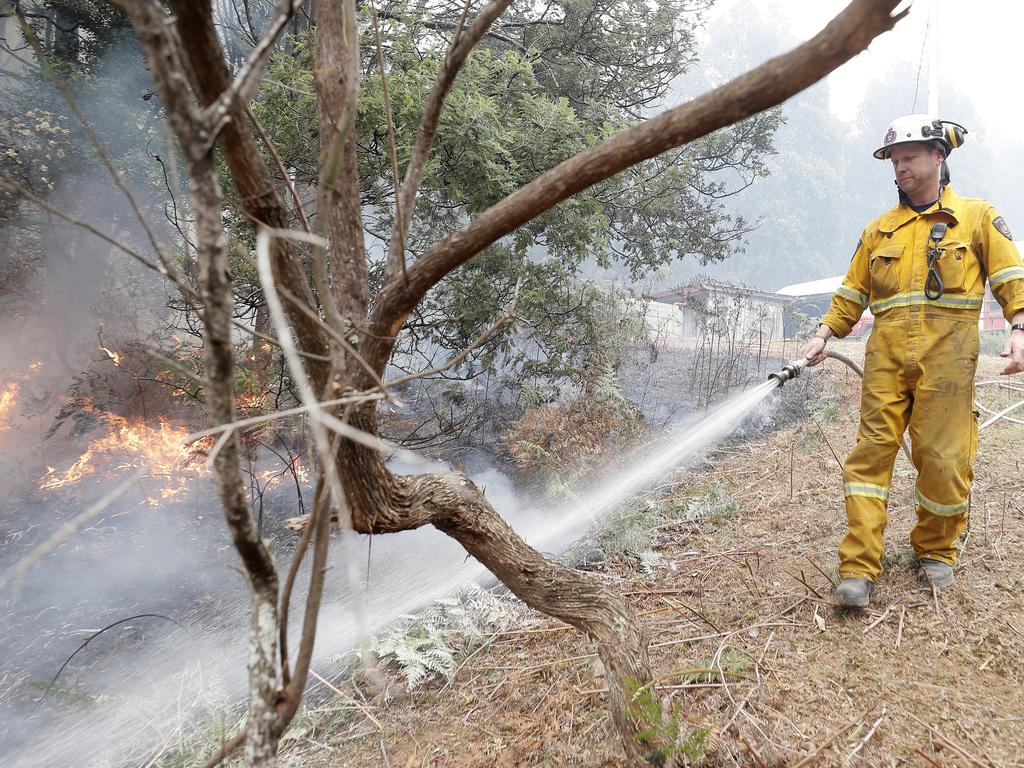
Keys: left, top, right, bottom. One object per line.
{"left": 822, "top": 185, "right": 1024, "bottom": 337}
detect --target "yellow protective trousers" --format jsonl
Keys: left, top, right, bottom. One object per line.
{"left": 838, "top": 307, "right": 979, "bottom": 581}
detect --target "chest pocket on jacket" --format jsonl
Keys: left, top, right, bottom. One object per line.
{"left": 933, "top": 239, "right": 971, "bottom": 293}
{"left": 869, "top": 242, "right": 905, "bottom": 299}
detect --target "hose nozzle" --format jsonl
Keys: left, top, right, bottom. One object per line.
{"left": 767, "top": 358, "right": 808, "bottom": 387}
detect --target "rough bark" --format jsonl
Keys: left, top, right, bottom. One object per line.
{"left": 192, "top": 154, "right": 282, "bottom": 764}
{"left": 170, "top": 0, "right": 328, "bottom": 376}
{"left": 336, "top": 425, "right": 661, "bottom": 761}
{"left": 314, "top": 0, "right": 368, "bottom": 335}
{"left": 116, "top": 2, "right": 284, "bottom": 764}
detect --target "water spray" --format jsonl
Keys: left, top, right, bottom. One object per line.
{"left": 766, "top": 357, "right": 808, "bottom": 387}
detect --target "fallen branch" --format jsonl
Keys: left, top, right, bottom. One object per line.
{"left": 200, "top": 732, "right": 246, "bottom": 768}
{"left": 863, "top": 607, "right": 892, "bottom": 634}
{"left": 44, "top": 613, "right": 182, "bottom": 699}
{"left": 740, "top": 734, "right": 771, "bottom": 768}
{"left": 913, "top": 746, "right": 944, "bottom": 767}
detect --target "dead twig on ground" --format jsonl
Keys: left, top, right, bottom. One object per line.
{"left": 785, "top": 568, "right": 823, "bottom": 598}
{"left": 863, "top": 607, "right": 892, "bottom": 634}
{"left": 791, "top": 706, "right": 874, "bottom": 768}
{"left": 913, "top": 746, "right": 944, "bottom": 767}
{"left": 905, "top": 712, "right": 990, "bottom": 768}
{"left": 740, "top": 734, "right": 770, "bottom": 768}
{"left": 842, "top": 706, "right": 886, "bottom": 765}
{"left": 805, "top": 553, "right": 837, "bottom": 588}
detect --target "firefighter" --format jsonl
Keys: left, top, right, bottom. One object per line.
{"left": 800, "top": 114, "right": 1024, "bottom": 608}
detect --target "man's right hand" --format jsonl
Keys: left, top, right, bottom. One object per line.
{"left": 800, "top": 325, "right": 833, "bottom": 366}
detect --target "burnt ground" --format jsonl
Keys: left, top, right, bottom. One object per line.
{"left": 271, "top": 339, "right": 1024, "bottom": 768}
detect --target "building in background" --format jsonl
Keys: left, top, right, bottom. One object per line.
{"left": 647, "top": 281, "right": 790, "bottom": 344}
{"left": 776, "top": 276, "right": 873, "bottom": 338}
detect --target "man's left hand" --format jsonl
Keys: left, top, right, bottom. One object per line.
{"left": 1001, "top": 330, "right": 1024, "bottom": 375}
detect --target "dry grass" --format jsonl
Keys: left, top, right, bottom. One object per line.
{"left": 281, "top": 342, "right": 1024, "bottom": 767}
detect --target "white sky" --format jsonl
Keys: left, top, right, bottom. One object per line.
{"left": 707, "top": 0, "right": 1018, "bottom": 140}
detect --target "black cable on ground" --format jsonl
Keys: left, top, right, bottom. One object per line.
{"left": 40, "top": 612, "right": 183, "bottom": 703}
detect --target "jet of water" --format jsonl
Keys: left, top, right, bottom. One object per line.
{"left": 529, "top": 379, "right": 782, "bottom": 551}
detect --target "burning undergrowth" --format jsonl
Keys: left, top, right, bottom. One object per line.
{"left": 0, "top": 337, "right": 320, "bottom": 768}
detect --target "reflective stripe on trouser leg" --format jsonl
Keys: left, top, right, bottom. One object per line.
{"left": 839, "top": 492, "right": 889, "bottom": 580}
{"left": 838, "top": 322, "right": 911, "bottom": 581}
{"left": 906, "top": 313, "right": 979, "bottom": 566}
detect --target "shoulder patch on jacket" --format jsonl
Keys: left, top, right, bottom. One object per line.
{"left": 851, "top": 239, "right": 861, "bottom": 262}
{"left": 993, "top": 215, "right": 1013, "bottom": 240}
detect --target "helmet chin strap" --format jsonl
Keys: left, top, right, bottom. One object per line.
{"left": 894, "top": 162, "right": 947, "bottom": 205}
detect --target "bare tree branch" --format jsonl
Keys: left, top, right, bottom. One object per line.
{"left": 167, "top": 0, "right": 330, "bottom": 374}
{"left": 183, "top": 392, "right": 386, "bottom": 447}
{"left": 203, "top": 0, "right": 305, "bottom": 143}
{"left": 278, "top": 475, "right": 323, "bottom": 688}
{"left": 385, "top": 278, "right": 521, "bottom": 388}
{"left": 255, "top": 226, "right": 376, "bottom": 718}
{"left": 368, "top": 0, "right": 409, "bottom": 285}
{"left": 316, "top": 0, "right": 368, "bottom": 331}
{"left": 246, "top": 106, "right": 312, "bottom": 233}
{"left": 383, "top": 0, "right": 513, "bottom": 287}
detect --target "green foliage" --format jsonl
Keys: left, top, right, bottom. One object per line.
{"left": 661, "top": 484, "right": 739, "bottom": 526}
{"left": 627, "top": 678, "right": 712, "bottom": 765}
{"left": 593, "top": 504, "right": 658, "bottom": 558}
{"left": 251, "top": 0, "right": 778, "bottom": 404}
{"left": 502, "top": 281, "right": 649, "bottom": 488}
{"left": 30, "top": 679, "right": 101, "bottom": 709}
{"left": 372, "top": 586, "right": 519, "bottom": 688}
{"left": 678, "top": 649, "right": 751, "bottom": 684}
{"left": 16, "top": 1, "right": 135, "bottom": 73}
{"left": 799, "top": 428, "right": 824, "bottom": 456}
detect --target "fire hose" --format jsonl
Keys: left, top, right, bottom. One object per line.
{"left": 766, "top": 350, "right": 1024, "bottom": 464}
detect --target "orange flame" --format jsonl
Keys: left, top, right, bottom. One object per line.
{"left": 38, "top": 411, "right": 207, "bottom": 496}
{"left": 99, "top": 345, "right": 122, "bottom": 366}
{"left": 236, "top": 392, "right": 267, "bottom": 410}
{"left": 0, "top": 382, "right": 18, "bottom": 423}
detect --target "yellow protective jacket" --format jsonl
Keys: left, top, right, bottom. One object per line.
{"left": 822, "top": 185, "right": 1024, "bottom": 336}
{"left": 820, "top": 186, "right": 1024, "bottom": 581}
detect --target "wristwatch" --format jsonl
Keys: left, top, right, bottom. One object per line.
{"left": 1012, "top": 323, "right": 1024, "bottom": 333}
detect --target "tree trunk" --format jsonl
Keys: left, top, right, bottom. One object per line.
{"left": 191, "top": 151, "right": 283, "bottom": 766}
{"left": 332, "top": 402, "right": 668, "bottom": 762}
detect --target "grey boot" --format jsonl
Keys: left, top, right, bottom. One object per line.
{"left": 917, "top": 559, "right": 955, "bottom": 589}
{"left": 835, "top": 578, "right": 873, "bottom": 608}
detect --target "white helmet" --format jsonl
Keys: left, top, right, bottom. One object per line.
{"left": 873, "top": 114, "right": 967, "bottom": 160}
